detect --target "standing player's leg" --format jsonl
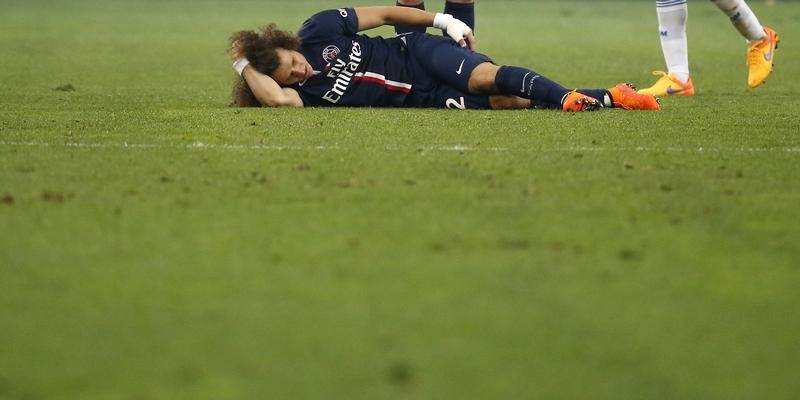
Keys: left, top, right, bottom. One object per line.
{"left": 443, "top": 0, "right": 475, "bottom": 32}
{"left": 638, "top": 0, "right": 695, "bottom": 97}
{"left": 395, "top": 1, "right": 427, "bottom": 35}
{"left": 710, "top": 0, "right": 779, "bottom": 88}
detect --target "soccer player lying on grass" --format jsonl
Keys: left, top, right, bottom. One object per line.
{"left": 228, "top": 6, "right": 660, "bottom": 111}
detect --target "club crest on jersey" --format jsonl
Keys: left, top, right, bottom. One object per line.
{"left": 322, "top": 45, "right": 340, "bottom": 62}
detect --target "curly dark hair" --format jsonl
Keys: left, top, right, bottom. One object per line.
{"left": 229, "top": 24, "right": 301, "bottom": 107}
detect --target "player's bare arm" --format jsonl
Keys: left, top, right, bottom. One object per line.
{"left": 355, "top": 6, "right": 475, "bottom": 49}
{"left": 393, "top": 0, "right": 476, "bottom": 43}
{"left": 354, "top": 6, "right": 434, "bottom": 30}
{"left": 240, "top": 67, "right": 303, "bottom": 108}
{"left": 229, "top": 36, "right": 304, "bottom": 107}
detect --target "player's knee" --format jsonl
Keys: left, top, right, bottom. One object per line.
{"left": 468, "top": 63, "right": 500, "bottom": 93}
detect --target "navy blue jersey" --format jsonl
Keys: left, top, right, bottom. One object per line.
{"left": 291, "top": 8, "right": 492, "bottom": 109}
{"left": 293, "top": 8, "right": 412, "bottom": 107}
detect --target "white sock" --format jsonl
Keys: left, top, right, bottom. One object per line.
{"left": 712, "top": 0, "right": 765, "bottom": 42}
{"left": 656, "top": 1, "right": 690, "bottom": 83}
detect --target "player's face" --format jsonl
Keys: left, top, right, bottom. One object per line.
{"left": 271, "top": 49, "right": 313, "bottom": 86}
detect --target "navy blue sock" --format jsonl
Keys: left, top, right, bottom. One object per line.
{"left": 494, "top": 66, "right": 570, "bottom": 109}
{"left": 443, "top": 1, "right": 475, "bottom": 32}
{"left": 395, "top": 1, "right": 426, "bottom": 35}
{"left": 576, "top": 89, "right": 611, "bottom": 106}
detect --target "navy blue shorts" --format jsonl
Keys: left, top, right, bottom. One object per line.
{"left": 402, "top": 33, "right": 493, "bottom": 109}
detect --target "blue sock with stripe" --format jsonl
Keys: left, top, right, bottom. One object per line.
{"left": 495, "top": 66, "right": 570, "bottom": 109}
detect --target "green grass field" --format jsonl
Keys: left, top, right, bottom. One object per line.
{"left": 2, "top": 0, "right": 799, "bottom": 398}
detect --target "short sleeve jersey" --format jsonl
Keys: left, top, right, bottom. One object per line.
{"left": 291, "top": 8, "right": 414, "bottom": 107}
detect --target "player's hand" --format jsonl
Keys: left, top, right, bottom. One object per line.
{"left": 433, "top": 13, "right": 474, "bottom": 49}
{"left": 229, "top": 39, "right": 245, "bottom": 61}
{"left": 463, "top": 31, "right": 476, "bottom": 50}
{"left": 446, "top": 19, "right": 473, "bottom": 49}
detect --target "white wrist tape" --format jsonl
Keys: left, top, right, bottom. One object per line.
{"left": 233, "top": 58, "right": 250, "bottom": 76}
{"left": 444, "top": 19, "right": 471, "bottom": 43}
{"left": 433, "top": 13, "right": 454, "bottom": 30}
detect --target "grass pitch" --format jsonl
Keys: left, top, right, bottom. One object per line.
{"left": 1, "top": 1, "right": 799, "bottom": 399}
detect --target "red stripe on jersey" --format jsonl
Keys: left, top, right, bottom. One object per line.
{"left": 354, "top": 72, "right": 412, "bottom": 94}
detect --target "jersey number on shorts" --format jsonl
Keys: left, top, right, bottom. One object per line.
{"left": 445, "top": 97, "right": 466, "bottom": 110}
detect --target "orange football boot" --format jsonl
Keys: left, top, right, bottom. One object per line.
{"left": 609, "top": 83, "right": 661, "bottom": 111}
{"left": 561, "top": 91, "right": 601, "bottom": 112}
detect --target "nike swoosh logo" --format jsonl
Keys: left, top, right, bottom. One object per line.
{"left": 764, "top": 45, "right": 774, "bottom": 62}
{"left": 456, "top": 59, "right": 465, "bottom": 75}
{"left": 667, "top": 86, "right": 684, "bottom": 95}
{"left": 520, "top": 72, "right": 531, "bottom": 93}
